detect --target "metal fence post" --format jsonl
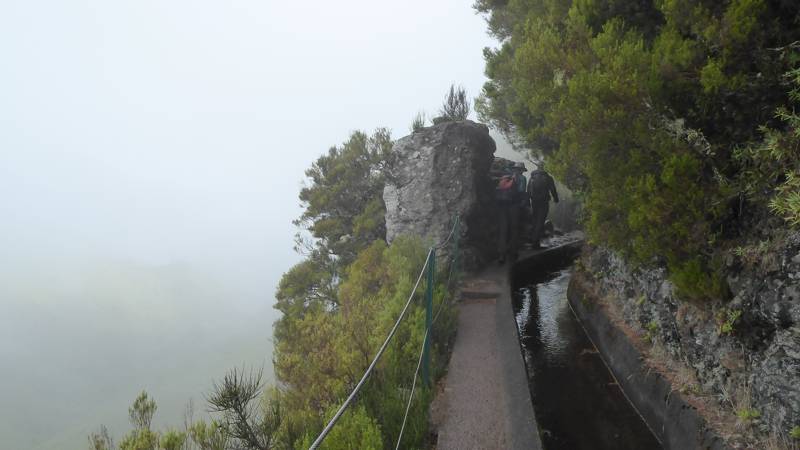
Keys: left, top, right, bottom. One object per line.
{"left": 423, "top": 248, "right": 435, "bottom": 386}
{"left": 452, "top": 216, "right": 460, "bottom": 284}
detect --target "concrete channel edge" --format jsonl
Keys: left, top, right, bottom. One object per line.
{"left": 567, "top": 276, "right": 731, "bottom": 450}
{"left": 495, "top": 263, "right": 544, "bottom": 450}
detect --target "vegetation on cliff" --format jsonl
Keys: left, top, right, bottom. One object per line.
{"left": 475, "top": 0, "right": 800, "bottom": 299}
{"left": 91, "top": 128, "right": 458, "bottom": 449}
{"left": 273, "top": 128, "right": 458, "bottom": 448}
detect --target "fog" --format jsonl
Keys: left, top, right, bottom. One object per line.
{"left": 0, "top": 260, "right": 276, "bottom": 449}
{"left": 0, "top": 1, "right": 494, "bottom": 448}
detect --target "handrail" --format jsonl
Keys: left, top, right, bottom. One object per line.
{"left": 308, "top": 216, "right": 460, "bottom": 450}
{"left": 395, "top": 319, "right": 430, "bottom": 450}
{"left": 434, "top": 216, "right": 460, "bottom": 249}
{"left": 394, "top": 241, "right": 459, "bottom": 449}
{"left": 308, "top": 248, "right": 431, "bottom": 450}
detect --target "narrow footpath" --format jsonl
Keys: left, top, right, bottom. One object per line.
{"left": 431, "top": 264, "right": 542, "bottom": 450}
{"left": 431, "top": 235, "right": 584, "bottom": 449}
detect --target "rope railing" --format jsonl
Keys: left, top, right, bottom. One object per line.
{"left": 309, "top": 216, "right": 462, "bottom": 450}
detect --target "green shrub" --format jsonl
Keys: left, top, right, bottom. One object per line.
{"left": 718, "top": 308, "right": 743, "bottom": 335}
{"left": 736, "top": 407, "right": 761, "bottom": 423}
{"left": 436, "top": 84, "right": 470, "bottom": 122}
{"left": 476, "top": 0, "right": 800, "bottom": 300}
{"left": 298, "top": 405, "right": 383, "bottom": 450}
{"left": 645, "top": 320, "right": 659, "bottom": 343}
{"left": 410, "top": 111, "right": 428, "bottom": 132}
{"left": 735, "top": 67, "right": 800, "bottom": 227}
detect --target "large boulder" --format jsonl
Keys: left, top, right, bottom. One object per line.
{"left": 384, "top": 120, "right": 496, "bottom": 268}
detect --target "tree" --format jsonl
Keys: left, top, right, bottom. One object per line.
{"left": 275, "top": 237, "right": 454, "bottom": 449}
{"left": 206, "top": 368, "right": 283, "bottom": 450}
{"left": 475, "top": 0, "right": 800, "bottom": 299}
{"left": 158, "top": 431, "right": 185, "bottom": 450}
{"left": 118, "top": 391, "right": 159, "bottom": 450}
{"left": 294, "top": 129, "right": 393, "bottom": 267}
{"left": 435, "top": 84, "right": 470, "bottom": 123}
{"left": 89, "top": 393, "right": 159, "bottom": 450}
{"left": 97, "top": 123, "right": 457, "bottom": 449}
{"left": 129, "top": 391, "right": 157, "bottom": 431}
{"left": 88, "top": 425, "right": 113, "bottom": 450}
{"left": 273, "top": 129, "right": 394, "bottom": 414}
{"left": 735, "top": 66, "right": 800, "bottom": 226}
{"left": 187, "top": 420, "right": 228, "bottom": 450}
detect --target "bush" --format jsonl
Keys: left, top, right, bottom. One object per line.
{"left": 735, "top": 67, "right": 800, "bottom": 227}
{"left": 410, "top": 111, "right": 427, "bottom": 132}
{"left": 475, "top": 0, "right": 800, "bottom": 300}
{"left": 435, "top": 84, "right": 470, "bottom": 122}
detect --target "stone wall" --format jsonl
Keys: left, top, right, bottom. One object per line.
{"left": 582, "top": 233, "right": 800, "bottom": 440}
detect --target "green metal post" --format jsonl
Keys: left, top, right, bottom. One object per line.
{"left": 423, "top": 248, "right": 435, "bottom": 386}
{"left": 452, "top": 216, "right": 460, "bottom": 284}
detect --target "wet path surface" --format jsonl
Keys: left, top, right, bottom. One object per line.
{"left": 432, "top": 265, "right": 542, "bottom": 450}
{"left": 513, "top": 267, "right": 662, "bottom": 450}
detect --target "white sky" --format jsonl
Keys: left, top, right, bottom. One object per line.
{"left": 1, "top": 0, "right": 495, "bottom": 294}
{"left": 0, "top": 3, "right": 498, "bottom": 447}
{"left": 0, "top": 0, "right": 494, "bottom": 449}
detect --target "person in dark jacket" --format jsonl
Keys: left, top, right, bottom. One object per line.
{"left": 527, "top": 163, "right": 559, "bottom": 248}
{"left": 495, "top": 162, "right": 529, "bottom": 263}
{"left": 511, "top": 162, "right": 528, "bottom": 207}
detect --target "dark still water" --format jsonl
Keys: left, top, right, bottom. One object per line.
{"left": 512, "top": 267, "right": 662, "bottom": 450}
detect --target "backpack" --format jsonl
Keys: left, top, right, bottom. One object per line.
{"left": 528, "top": 171, "right": 551, "bottom": 201}
{"left": 495, "top": 175, "right": 515, "bottom": 202}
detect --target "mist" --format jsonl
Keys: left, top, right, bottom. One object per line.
{"left": 0, "top": 0, "right": 495, "bottom": 448}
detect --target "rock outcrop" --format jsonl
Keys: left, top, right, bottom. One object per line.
{"left": 582, "top": 234, "right": 800, "bottom": 441}
{"left": 384, "top": 120, "right": 496, "bottom": 268}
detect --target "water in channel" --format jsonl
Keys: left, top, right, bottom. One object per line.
{"left": 512, "top": 265, "right": 662, "bottom": 450}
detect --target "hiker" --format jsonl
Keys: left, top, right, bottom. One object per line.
{"left": 511, "top": 162, "right": 528, "bottom": 209}
{"left": 527, "top": 162, "right": 559, "bottom": 248}
{"left": 511, "top": 162, "right": 530, "bottom": 245}
{"left": 495, "top": 163, "right": 519, "bottom": 264}
{"left": 494, "top": 162, "right": 529, "bottom": 263}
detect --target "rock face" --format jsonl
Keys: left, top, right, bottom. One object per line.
{"left": 384, "top": 120, "right": 496, "bottom": 268}
{"left": 583, "top": 233, "right": 800, "bottom": 440}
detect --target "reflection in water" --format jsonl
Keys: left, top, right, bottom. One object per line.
{"left": 513, "top": 268, "right": 661, "bottom": 450}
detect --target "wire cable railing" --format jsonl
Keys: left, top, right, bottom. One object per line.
{"left": 434, "top": 215, "right": 459, "bottom": 250}
{"left": 394, "top": 242, "right": 460, "bottom": 449}
{"left": 308, "top": 249, "right": 431, "bottom": 449}
{"left": 309, "top": 216, "right": 462, "bottom": 450}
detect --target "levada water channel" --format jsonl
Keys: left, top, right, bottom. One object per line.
{"left": 511, "top": 248, "right": 662, "bottom": 450}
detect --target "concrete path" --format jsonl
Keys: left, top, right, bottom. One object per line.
{"left": 431, "top": 264, "right": 542, "bottom": 450}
